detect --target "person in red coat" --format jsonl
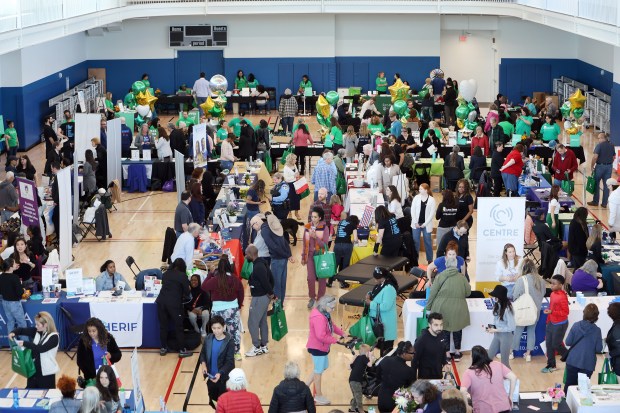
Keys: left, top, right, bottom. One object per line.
{"left": 216, "top": 368, "right": 264, "bottom": 413}
{"left": 499, "top": 143, "right": 525, "bottom": 196}
{"left": 551, "top": 144, "right": 578, "bottom": 186}
{"left": 471, "top": 125, "right": 490, "bottom": 157}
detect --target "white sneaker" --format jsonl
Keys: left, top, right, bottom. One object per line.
{"left": 495, "top": 353, "right": 515, "bottom": 360}
{"left": 314, "top": 396, "right": 331, "bottom": 405}
{"left": 260, "top": 346, "right": 269, "bottom": 354}
{"left": 525, "top": 354, "right": 532, "bottom": 362}
{"left": 244, "top": 346, "right": 261, "bottom": 357}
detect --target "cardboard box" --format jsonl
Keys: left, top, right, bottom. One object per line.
{"left": 533, "top": 92, "right": 546, "bottom": 105}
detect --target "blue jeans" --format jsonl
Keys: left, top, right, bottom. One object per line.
{"left": 197, "top": 96, "right": 207, "bottom": 117}
{"left": 593, "top": 163, "right": 613, "bottom": 205}
{"left": 553, "top": 179, "right": 563, "bottom": 187}
{"left": 412, "top": 227, "right": 433, "bottom": 263}
{"left": 1, "top": 210, "right": 13, "bottom": 223}
{"left": 2, "top": 300, "right": 27, "bottom": 338}
{"left": 502, "top": 173, "right": 519, "bottom": 195}
{"left": 220, "top": 160, "right": 234, "bottom": 171}
{"left": 282, "top": 117, "right": 294, "bottom": 134}
{"left": 271, "top": 258, "right": 288, "bottom": 305}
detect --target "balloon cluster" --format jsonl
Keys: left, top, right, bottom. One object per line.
{"left": 388, "top": 79, "right": 415, "bottom": 123}
{"left": 455, "top": 79, "right": 478, "bottom": 131}
{"left": 199, "top": 75, "right": 228, "bottom": 119}
{"left": 130, "top": 80, "right": 158, "bottom": 127}
{"left": 560, "top": 89, "right": 586, "bottom": 135}
{"left": 316, "top": 91, "right": 339, "bottom": 137}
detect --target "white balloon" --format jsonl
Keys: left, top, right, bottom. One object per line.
{"left": 459, "top": 80, "right": 475, "bottom": 102}
{"left": 564, "top": 120, "right": 572, "bottom": 130}
{"left": 468, "top": 78, "right": 478, "bottom": 96}
{"left": 136, "top": 105, "right": 150, "bottom": 117}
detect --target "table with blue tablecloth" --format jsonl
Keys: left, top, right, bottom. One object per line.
{"left": 527, "top": 182, "right": 574, "bottom": 215}
{"left": 121, "top": 159, "right": 195, "bottom": 190}
{"left": 0, "top": 388, "right": 136, "bottom": 412}
{"left": 518, "top": 174, "right": 552, "bottom": 196}
{"left": 0, "top": 296, "right": 65, "bottom": 348}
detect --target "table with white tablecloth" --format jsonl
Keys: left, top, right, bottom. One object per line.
{"left": 566, "top": 385, "right": 620, "bottom": 413}
{"left": 402, "top": 296, "right": 615, "bottom": 351}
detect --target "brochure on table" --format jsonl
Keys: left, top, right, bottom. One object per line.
{"left": 65, "top": 268, "right": 84, "bottom": 296}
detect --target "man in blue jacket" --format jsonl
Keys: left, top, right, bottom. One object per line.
{"left": 259, "top": 213, "right": 294, "bottom": 305}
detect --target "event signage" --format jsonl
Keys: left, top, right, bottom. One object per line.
{"left": 16, "top": 177, "right": 39, "bottom": 227}
{"left": 90, "top": 302, "right": 144, "bottom": 347}
{"left": 475, "top": 197, "right": 525, "bottom": 294}
{"left": 192, "top": 123, "right": 208, "bottom": 165}
{"left": 131, "top": 348, "right": 145, "bottom": 413}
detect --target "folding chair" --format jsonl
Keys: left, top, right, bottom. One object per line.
{"left": 80, "top": 206, "right": 97, "bottom": 239}
{"left": 126, "top": 256, "right": 142, "bottom": 278}
{"left": 523, "top": 242, "right": 541, "bottom": 266}
{"left": 61, "top": 306, "right": 85, "bottom": 360}
{"left": 413, "top": 164, "right": 431, "bottom": 187}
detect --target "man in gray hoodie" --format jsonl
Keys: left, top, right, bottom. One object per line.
{"left": 0, "top": 172, "right": 19, "bottom": 222}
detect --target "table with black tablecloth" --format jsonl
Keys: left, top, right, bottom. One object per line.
{"left": 528, "top": 145, "right": 586, "bottom": 165}
{"left": 514, "top": 395, "right": 570, "bottom": 413}
{"left": 155, "top": 94, "right": 194, "bottom": 114}
{"left": 121, "top": 159, "right": 195, "bottom": 190}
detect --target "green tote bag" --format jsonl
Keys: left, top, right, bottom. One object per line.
{"left": 11, "top": 340, "right": 36, "bottom": 378}
{"left": 313, "top": 247, "right": 337, "bottom": 279}
{"left": 270, "top": 300, "right": 288, "bottom": 341}
{"left": 598, "top": 358, "right": 619, "bottom": 384}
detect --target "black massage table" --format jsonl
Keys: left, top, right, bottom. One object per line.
{"left": 356, "top": 255, "right": 409, "bottom": 271}
{"left": 338, "top": 274, "right": 418, "bottom": 307}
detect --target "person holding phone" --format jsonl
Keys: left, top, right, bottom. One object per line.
{"left": 486, "top": 285, "right": 515, "bottom": 368}
{"left": 200, "top": 315, "right": 235, "bottom": 409}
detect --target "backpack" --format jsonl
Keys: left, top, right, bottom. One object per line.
{"left": 513, "top": 277, "right": 538, "bottom": 326}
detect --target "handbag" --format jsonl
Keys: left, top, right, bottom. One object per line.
{"left": 349, "top": 305, "right": 377, "bottom": 345}
{"left": 586, "top": 174, "right": 596, "bottom": 194}
{"left": 162, "top": 179, "right": 175, "bottom": 192}
{"left": 270, "top": 299, "right": 288, "bottom": 341}
{"left": 240, "top": 260, "right": 253, "bottom": 280}
{"left": 264, "top": 151, "right": 273, "bottom": 172}
{"left": 371, "top": 303, "right": 385, "bottom": 339}
{"left": 336, "top": 173, "right": 347, "bottom": 195}
{"left": 10, "top": 339, "right": 36, "bottom": 378}
{"left": 561, "top": 172, "right": 574, "bottom": 196}
{"left": 313, "top": 247, "right": 337, "bottom": 279}
{"left": 598, "top": 358, "right": 619, "bottom": 384}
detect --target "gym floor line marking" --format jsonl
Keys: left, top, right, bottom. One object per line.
{"left": 4, "top": 373, "right": 17, "bottom": 388}
{"left": 130, "top": 194, "right": 152, "bottom": 222}
{"left": 164, "top": 358, "right": 183, "bottom": 404}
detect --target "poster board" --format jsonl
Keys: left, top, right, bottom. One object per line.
{"left": 475, "top": 197, "right": 525, "bottom": 294}
{"left": 57, "top": 167, "right": 74, "bottom": 271}
{"left": 16, "top": 177, "right": 39, "bottom": 228}
{"left": 192, "top": 123, "right": 208, "bottom": 166}
{"left": 107, "top": 118, "right": 122, "bottom": 186}
{"left": 75, "top": 113, "right": 101, "bottom": 164}
{"left": 131, "top": 348, "right": 145, "bottom": 413}
{"left": 175, "top": 150, "right": 185, "bottom": 204}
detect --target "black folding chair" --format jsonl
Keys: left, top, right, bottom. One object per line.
{"left": 60, "top": 306, "right": 85, "bottom": 360}
{"left": 126, "top": 256, "right": 142, "bottom": 278}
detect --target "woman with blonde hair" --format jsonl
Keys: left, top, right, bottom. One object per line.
{"left": 283, "top": 153, "right": 302, "bottom": 220}
{"left": 511, "top": 258, "right": 546, "bottom": 362}
{"left": 587, "top": 223, "right": 604, "bottom": 268}
{"left": 495, "top": 243, "right": 522, "bottom": 299}
{"left": 344, "top": 125, "right": 358, "bottom": 163}
{"left": 9, "top": 311, "right": 59, "bottom": 388}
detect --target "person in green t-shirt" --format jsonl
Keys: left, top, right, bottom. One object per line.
{"left": 123, "top": 88, "right": 135, "bottom": 110}
{"left": 3, "top": 120, "right": 19, "bottom": 157}
{"left": 216, "top": 120, "right": 229, "bottom": 145}
{"left": 540, "top": 115, "right": 561, "bottom": 142}
{"left": 229, "top": 112, "right": 254, "bottom": 137}
{"left": 104, "top": 92, "right": 115, "bottom": 120}
{"left": 367, "top": 116, "right": 385, "bottom": 135}
{"left": 235, "top": 70, "right": 248, "bottom": 90}
{"left": 141, "top": 73, "right": 150, "bottom": 89}
{"left": 515, "top": 107, "right": 533, "bottom": 137}
{"left": 298, "top": 75, "right": 312, "bottom": 94}
{"left": 499, "top": 119, "right": 514, "bottom": 138}
{"left": 176, "top": 111, "right": 195, "bottom": 128}
{"left": 330, "top": 119, "right": 344, "bottom": 151}
{"left": 376, "top": 72, "right": 388, "bottom": 94}
{"left": 247, "top": 73, "right": 259, "bottom": 90}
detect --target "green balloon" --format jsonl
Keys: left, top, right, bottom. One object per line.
{"left": 465, "top": 121, "right": 478, "bottom": 131}
{"left": 325, "top": 91, "right": 339, "bottom": 106}
{"left": 418, "top": 88, "right": 429, "bottom": 99}
{"left": 132, "top": 81, "right": 146, "bottom": 95}
{"left": 573, "top": 108, "right": 584, "bottom": 119}
{"left": 143, "top": 79, "right": 150, "bottom": 89}
{"left": 393, "top": 100, "right": 407, "bottom": 116}
{"left": 210, "top": 107, "right": 223, "bottom": 118}
{"left": 467, "top": 102, "right": 475, "bottom": 112}
{"left": 560, "top": 102, "right": 571, "bottom": 118}
{"left": 135, "top": 115, "right": 146, "bottom": 127}
{"left": 316, "top": 113, "right": 331, "bottom": 128}
{"left": 455, "top": 104, "right": 469, "bottom": 120}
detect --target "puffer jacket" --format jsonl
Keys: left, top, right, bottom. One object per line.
{"left": 268, "top": 378, "right": 316, "bottom": 413}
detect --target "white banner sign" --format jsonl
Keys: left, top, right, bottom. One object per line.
{"left": 192, "top": 123, "right": 208, "bottom": 165}
{"left": 131, "top": 348, "right": 145, "bottom": 413}
{"left": 89, "top": 302, "right": 143, "bottom": 347}
{"left": 475, "top": 197, "right": 526, "bottom": 292}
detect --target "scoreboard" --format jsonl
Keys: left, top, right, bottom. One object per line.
{"left": 169, "top": 25, "right": 228, "bottom": 48}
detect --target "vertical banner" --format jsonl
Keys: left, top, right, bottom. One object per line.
{"left": 75, "top": 113, "right": 101, "bottom": 163}
{"left": 192, "top": 123, "right": 208, "bottom": 166}
{"left": 57, "top": 167, "right": 73, "bottom": 271}
{"left": 16, "top": 178, "right": 39, "bottom": 227}
{"left": 475, "top": 197, "right": 526, "bottom": 294}
{"left": 107, "top": 118, "right": 122, "bottom": 186}
{"left": 131, "top": 348, "right": 145, "bottom": 413}
{"left": 174, "top": 150, "right": 185, "bottom": 204}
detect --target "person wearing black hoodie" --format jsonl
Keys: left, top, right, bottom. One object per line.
{"left": 443, "top": 80, "right": 457, "bottom": 126}
{"left": 377, "top": 341, "right": 417, "bottom": 413}
{"left": 156, "top": 258, "right": 191, "bottom": 358}
{"left": 245, "top": 245, "right": 275, "bottom": 357}
{"left": 413, "top": 312, "right": 448, "bottom": 379}
{"left": 564, "top": 303, "right": 603, "bottom": 391}
{"left": 606, "top": 302, "right": 620, "bottom": 374}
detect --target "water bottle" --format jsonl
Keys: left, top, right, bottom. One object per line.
{"left": 368, "top": 407, "right": 376, "bottom": 413}
{"left": 13, "top": 387, "right": 18, "bottom": 408}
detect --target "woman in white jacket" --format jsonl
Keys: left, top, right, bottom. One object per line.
{"left": 155, "top": 135, "right": 173, "bottom": 161}
{"left": 411, "top": 183, "right": 437, "bottom": 264}
{"left": 9, "top": 311, "right": 59, "bottom": 389}
{"left": 377, "top": 155, "right": 401, "bottom": 195}
{"left": 606, "top": 178, "right": 620, "bottom": 237}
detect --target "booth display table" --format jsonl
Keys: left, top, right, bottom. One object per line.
{"left": 402, "top": 296, "right": 614, "bottom": 351}
{"left": 0, "top": 388, "right": 135, "bottom": 413}
{"left": 566, "top": 385, "right": 620, "bottom": 413}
